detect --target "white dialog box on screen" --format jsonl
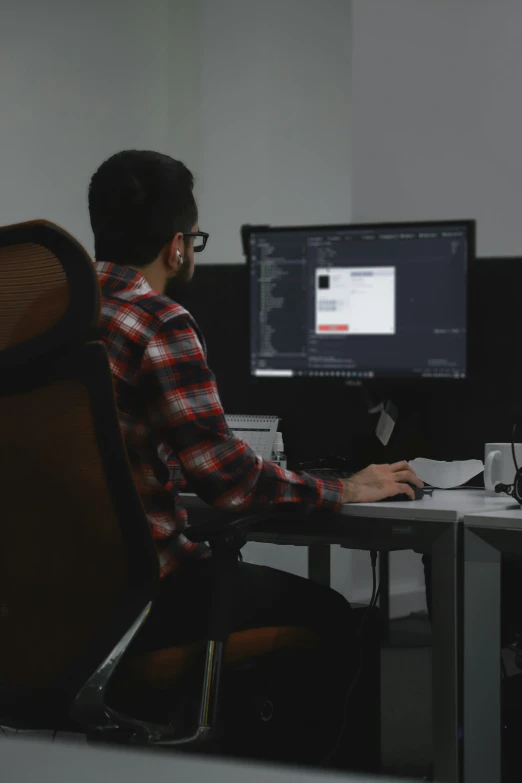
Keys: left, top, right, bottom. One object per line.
{"left": 315, "top": 267, "right": 396, "bottom": 335}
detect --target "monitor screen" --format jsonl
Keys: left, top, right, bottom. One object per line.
{"left": 247, "top": 220, "right": 474, "bottom": 381}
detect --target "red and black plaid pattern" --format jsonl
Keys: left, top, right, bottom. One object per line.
{"left": 96, "top": 263, "right": 343, "bottom": 577}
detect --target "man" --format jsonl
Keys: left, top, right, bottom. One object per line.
{"left": 89, "top": 149, "right": 422, "bottom": 759}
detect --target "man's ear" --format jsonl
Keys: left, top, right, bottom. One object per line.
{"left": 165, "top": 233, "right": 184, "bottom": 274}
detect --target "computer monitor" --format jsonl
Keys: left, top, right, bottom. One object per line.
{"left": 246, "top": 220, "right": 474, "bottom": 381}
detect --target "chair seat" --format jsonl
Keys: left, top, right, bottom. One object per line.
{"left": 119, "top": 626, "right": 319, "bottom": 689}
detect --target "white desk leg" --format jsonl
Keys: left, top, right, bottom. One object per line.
{"left": 464, "top": 529, "right": 501, "bottom": 783}
{"left": 432, "top": 526, "right": 461, "bottom": 783}
{"left": 308, "top": 545, "right": 331, "bottom": 587}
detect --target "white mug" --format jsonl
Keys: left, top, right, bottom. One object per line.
{"left": 484, "top": 443, "right": 522, "bottom": 493}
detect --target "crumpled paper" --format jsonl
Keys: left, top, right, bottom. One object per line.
{"left": 408, "top": 458, "right": 484, "bottom": 489}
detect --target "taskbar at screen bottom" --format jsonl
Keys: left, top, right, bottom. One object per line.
{"left": 252, "top": 369, "right": 467, "bottom": 380}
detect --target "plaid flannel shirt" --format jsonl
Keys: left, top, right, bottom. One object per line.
{"left": 96, "top": 262, "right": 343, "bottom": 577}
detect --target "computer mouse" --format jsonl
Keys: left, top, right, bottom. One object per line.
{"left": 379, "top": 484, "right": 425, "bottom": 503}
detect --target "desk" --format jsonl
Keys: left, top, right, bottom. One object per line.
{"left": 463, "top": 507, "right": 522, "bottom": 783}
{"left": 183, "top": 490, "right": 513, "bottom": 783}
{"left": 0, "top": 736, "right": 421, "bottom": 783}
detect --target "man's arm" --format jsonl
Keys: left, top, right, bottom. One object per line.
{"left": 141, "top": 315, "right": 343, "bottom": 512}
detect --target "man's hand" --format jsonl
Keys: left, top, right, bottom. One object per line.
{"left": 341, "top": 461, "right": 424, "bottom": 504}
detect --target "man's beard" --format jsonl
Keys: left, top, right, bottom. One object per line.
{"left": 165, "top": 265, "right": 193, "bottom": 300}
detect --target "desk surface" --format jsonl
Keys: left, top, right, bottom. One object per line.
{"left": 337, "top": 489, "right": 517, "bottom": 522}
{"left": 463, "top": 506, "right": 522, "bottom": 530}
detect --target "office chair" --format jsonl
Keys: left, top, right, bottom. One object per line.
{"left": 0, "top": 220, "right": 328, "bottom": 763}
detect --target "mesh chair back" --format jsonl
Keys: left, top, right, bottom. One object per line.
{"left": 0, "top": 221, "right": 100, "bottom": 366}
{"left": 0, "top": 221, "right": 158, "bottom": 720}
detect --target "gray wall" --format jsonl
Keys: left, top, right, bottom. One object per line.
{"left": 197, "top": 0, "right": 353, "bottom": 265}
{"left": 351, "top": 0, "right": 522, "bottom": 256}
{"left": 0, "top": 0, "right": 197, "bottom": 255}
{"left": 0, "top": 0, "right": 352, "bottom": 264}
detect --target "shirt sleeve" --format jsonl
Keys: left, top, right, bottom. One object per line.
{"left": 140, "top": 315, "right": 343, "bottom": 513}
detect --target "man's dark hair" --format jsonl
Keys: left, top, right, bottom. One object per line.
{"left": 88, "top": 150, "right": 198, "bottom": 267}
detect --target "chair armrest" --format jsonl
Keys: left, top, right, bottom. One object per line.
{"left": 184, "top": 504, "right": 314, "bottom": 544}
{"left": 184, "top": 508, "right": 276, "bottom": 544}
{"left": 184, "top": 505, "right": 313, "bottom": 644}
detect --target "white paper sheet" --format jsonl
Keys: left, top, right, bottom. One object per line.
{"left": 408, "top": 458, "right": 484, "bottom": 489}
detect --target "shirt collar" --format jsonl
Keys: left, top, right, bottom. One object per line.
{"left": 94, "top": 261, "right": 153, "bottom": 296}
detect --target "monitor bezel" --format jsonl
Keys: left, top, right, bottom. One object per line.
{"left": 244, "top": 218, "right": 476, "bottom": 386}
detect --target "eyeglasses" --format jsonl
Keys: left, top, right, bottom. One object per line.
{"left": 183, "top": 231, "right": 209, "bottom": 253}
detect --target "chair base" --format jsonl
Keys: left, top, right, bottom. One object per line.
{"left": 87, "top": 722, "right": 214, "bottom": 750}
